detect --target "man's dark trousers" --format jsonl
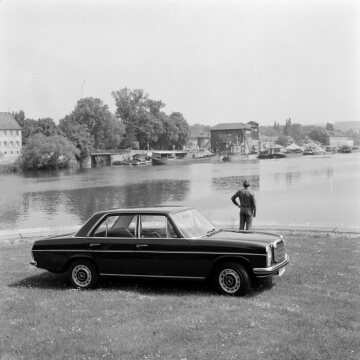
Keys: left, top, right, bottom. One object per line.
{"left": 240, "top": 211, "right": 253, "bottom": 230}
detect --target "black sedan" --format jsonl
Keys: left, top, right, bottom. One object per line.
{"left": 31, "top": 206, "right": 289, "bottom": 295}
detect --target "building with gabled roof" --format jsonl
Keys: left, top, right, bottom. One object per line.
{"left": 210, "top": 122, "right": 257, "bottom": 154}
{"left": 327, "top": 130, "right": 354, "bottom": 148}
{"left": 0, "top": 112, "right": 22, "bottom": 164}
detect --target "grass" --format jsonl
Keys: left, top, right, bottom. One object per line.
{"left": 0, "top": 232, "right": 359, "bottom": 360}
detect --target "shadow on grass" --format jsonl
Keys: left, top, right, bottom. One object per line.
{"left": 9, "top": 272, "right": 274, "bottom": 297}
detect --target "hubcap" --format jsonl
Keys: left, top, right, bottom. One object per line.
{"left": 72, "top": 265, "right": 92, "bottom": 287}
{"left": 219, "top": 269, "right": 241, "bottom": 294}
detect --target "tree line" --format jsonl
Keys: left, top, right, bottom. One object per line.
{"left": 261, "top": 118, "right": 360, "bottom": 147}
{"left": 12, "top": 88, "right": 191, "bottom": 170}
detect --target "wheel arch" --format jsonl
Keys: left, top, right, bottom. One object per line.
{"left": 208, "top": 256, "right": 254, "bottom": 280}
{"left": 64, "top": 255, "right": 98, "bottom": 272}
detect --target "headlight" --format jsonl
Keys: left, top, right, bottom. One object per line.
{"left": 266, "top": 245, "right": 272, "bottom": 266}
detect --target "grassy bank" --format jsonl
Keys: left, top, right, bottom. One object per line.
{"left": 0, "top": 233, "right": 359, "bottom": 360}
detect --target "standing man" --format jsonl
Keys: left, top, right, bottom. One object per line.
{"left": 231, "top": 180, "right": 256, "bottom": 230}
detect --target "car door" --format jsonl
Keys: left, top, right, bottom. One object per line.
{"left": 135, "top": 214, "right": 190, "bottom": 277}
{"left": 89, "top": 213, "right": 137, "bottom": 275}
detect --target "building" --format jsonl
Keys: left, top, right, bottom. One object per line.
{"left": 187, "top": 130, "right": 210, "bottom": 151}
{"left": 247, "top": 121, "right": 260, "bottom": 150}
{"left": 327, "top": 130, "right": 354, "bottom": 148}
{"left": 210, "top": 122, "right": 253, "bottom": 154}
{"left": 0, "top": 112, "right": 22, "bottom": 164}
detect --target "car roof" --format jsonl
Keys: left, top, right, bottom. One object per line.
{"left": 94, "top": 206, "right": 193, "bottom": 216}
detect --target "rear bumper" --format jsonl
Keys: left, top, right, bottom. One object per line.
{"left": 253, "top": 254, "right": 289, "bottom": 277}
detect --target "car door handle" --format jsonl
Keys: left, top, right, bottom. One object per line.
{"left": 136, "top": 244, "right": 148, "bottom": 248}
{"left": 89, "top": 243, "right": 101, "bottom": 247}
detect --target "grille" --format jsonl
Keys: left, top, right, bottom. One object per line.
{"left": 273, "top": 240, "right": 285, "bottom": 263}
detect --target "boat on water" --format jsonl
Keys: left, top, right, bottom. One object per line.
{"left": 258, "top": 152, "right": 286, "bottom": 159}
{"left": 257, "top": 149, "right": 286, "bottom": 159}
{"left": 113, "top": 153, "right": 152, "bottom": 166}
{"left": 302, "top": 142, "right": 326, "bottom": 156}
{"left": 151, "top": 150, "right": 213, "bottom": 165}
{"left": 338, "top": 145, "right": 352, "bottom": 153}
{"left": 283, "top": 143, "right": 304, "bottom": 158}
{"left": 220, "top": 153, "right": 259, "bottom": 162}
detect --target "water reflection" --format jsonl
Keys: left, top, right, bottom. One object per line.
{"left": 273, "top": 168, "right": 335, "bottom": 187}
{"left": 212, "top": 175, "right": 260, "bottom": 192}
{"left": 0, "top": 153, "right": 359, "bottom": 232}
{"left": 1, "top": 179, "right": 190, "bottom": 229}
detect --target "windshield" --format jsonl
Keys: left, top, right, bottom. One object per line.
{"left": 171, "top": 209, "right": 216, "bottom": 238}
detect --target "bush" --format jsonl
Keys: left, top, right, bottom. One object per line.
{"left": 19, "top": 134, "right": 80, "bottom": 170}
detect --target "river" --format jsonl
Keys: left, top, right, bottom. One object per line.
{"left": 1, "top": 152, "right": 359, "bottom": 234}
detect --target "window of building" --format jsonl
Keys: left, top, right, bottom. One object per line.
{"left": 10, "top": 130, "right": 13, "bottom": 135}
{"left": 4, "top": 130, "right": 7, "bottom": 135}
{"left": 16, "top": 131, "right": 19, "bottom": 136}
{"left": 16, "top": 141, "right": 19, "bottom": 147}
{"left": 10, "top": 141, "right": 13, "bottom": 147}
{"left": 4, "top": 141, "right": 7, "bottom": 146}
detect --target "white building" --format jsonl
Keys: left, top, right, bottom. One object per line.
{"left": 0, "top": 112, "right": 22, "bottom": 164}
{"left": 328, "top": 131, "right": 354, "bottom": 148}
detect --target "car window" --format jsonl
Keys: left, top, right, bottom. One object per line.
{"left": 171, "top": 209, "right": 215, "bottom": 238}
{"left": 140, "top": 215, "right": 178, "bottom": 238}
{"left": 92, "top": 214, "right": 137, "bottom": 238}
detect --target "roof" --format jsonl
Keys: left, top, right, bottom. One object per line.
{"left": 96, "top": 206, "right": 193, "bottom": 216}
{"left": 327, "top": 131, "right": 347, "bottom": 137}
{"left": 286, "top": 143, "right": 303, "bottom": 151}
{"left": 211, "top": 123, "right": 252, "bottom": 131}
{"left": 0, "top": 112, "right": 22, "bottom": 130}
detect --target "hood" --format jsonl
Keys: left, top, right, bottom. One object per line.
{"left": 209, "top": 229, "right": 282, "bottom": 247}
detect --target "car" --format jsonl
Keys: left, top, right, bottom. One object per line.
{"left": 30, "top": 206, "right": 289, "bottom": 295}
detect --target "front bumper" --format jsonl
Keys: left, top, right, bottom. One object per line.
{"left": 253, "top": 254, "right": 289, "bottom": 278}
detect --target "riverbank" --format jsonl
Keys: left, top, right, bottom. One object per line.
{"left": 1, "top": 232, "right": 359, "bottom": 360}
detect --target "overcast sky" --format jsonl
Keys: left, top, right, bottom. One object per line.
{"left": 0, "top": 0, "right": 359, "bottom": 126}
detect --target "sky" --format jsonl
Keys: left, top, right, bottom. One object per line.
{"left": 0, "top": 0, "right": 359, "bottom": 126}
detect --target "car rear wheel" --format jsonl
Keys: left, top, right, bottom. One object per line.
{"left": 213, "top": 262, "right": 251, "bottom": 296}
{"left": 69, "top": 260, "right": 98, "bottom": 289}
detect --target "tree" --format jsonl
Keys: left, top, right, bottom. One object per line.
{"left": 112, "top": 88, "right": 190, "bottom": 150}
{"left": 189, "top": 124, "right": 211, "bottom": 136}
{"left": 19, "top": 134, "right": 79, "bottom": 170}
{"left": 157, "top": 113, "right": 178, "bottom": 149}
{"left": 112, "top": 88, "right": 154, "bottom": 148}
{"left": 12, "top": 110, "right": 25, "bottom": 127}
{"left": 276, "top": 135, "right": 289, "bottom": 147}
{"left": 60, "top": 97, "right": 125, "bottom": 153}
{"left": 37, "top": 118, "right": 61, "bottom": 137}
{"left": 169, "top": 112, "right": 190, "bottom": 149}
{"left": 59, "top": 117, "right": 94, "bottom": 164}
{"left": 21, "top": 119, "right": 40, "bottom": 144}
{"left": 308, "top": 127, "right": 328, "bottom": 145}
{"left": 283, "top": 118, "right": 292, "bottom": 136}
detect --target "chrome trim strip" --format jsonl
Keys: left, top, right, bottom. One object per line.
{"left": 253, "top": 254, "right": 289, "bottom": 274}
{"left": 30, "top": 260, "right": 37, "bottom": 266}
{"left": 99, "top": 273, "right": 205, "bottom": 280}
{"left": 32, "top": 249, "right": 265, "bottom": 256}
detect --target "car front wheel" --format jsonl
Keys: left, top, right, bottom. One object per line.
{"left": 69, "top": 260, "right": 98, "bottom": 289}
{"left": 213, "top": 262, "right": 251, "bottom": 296}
